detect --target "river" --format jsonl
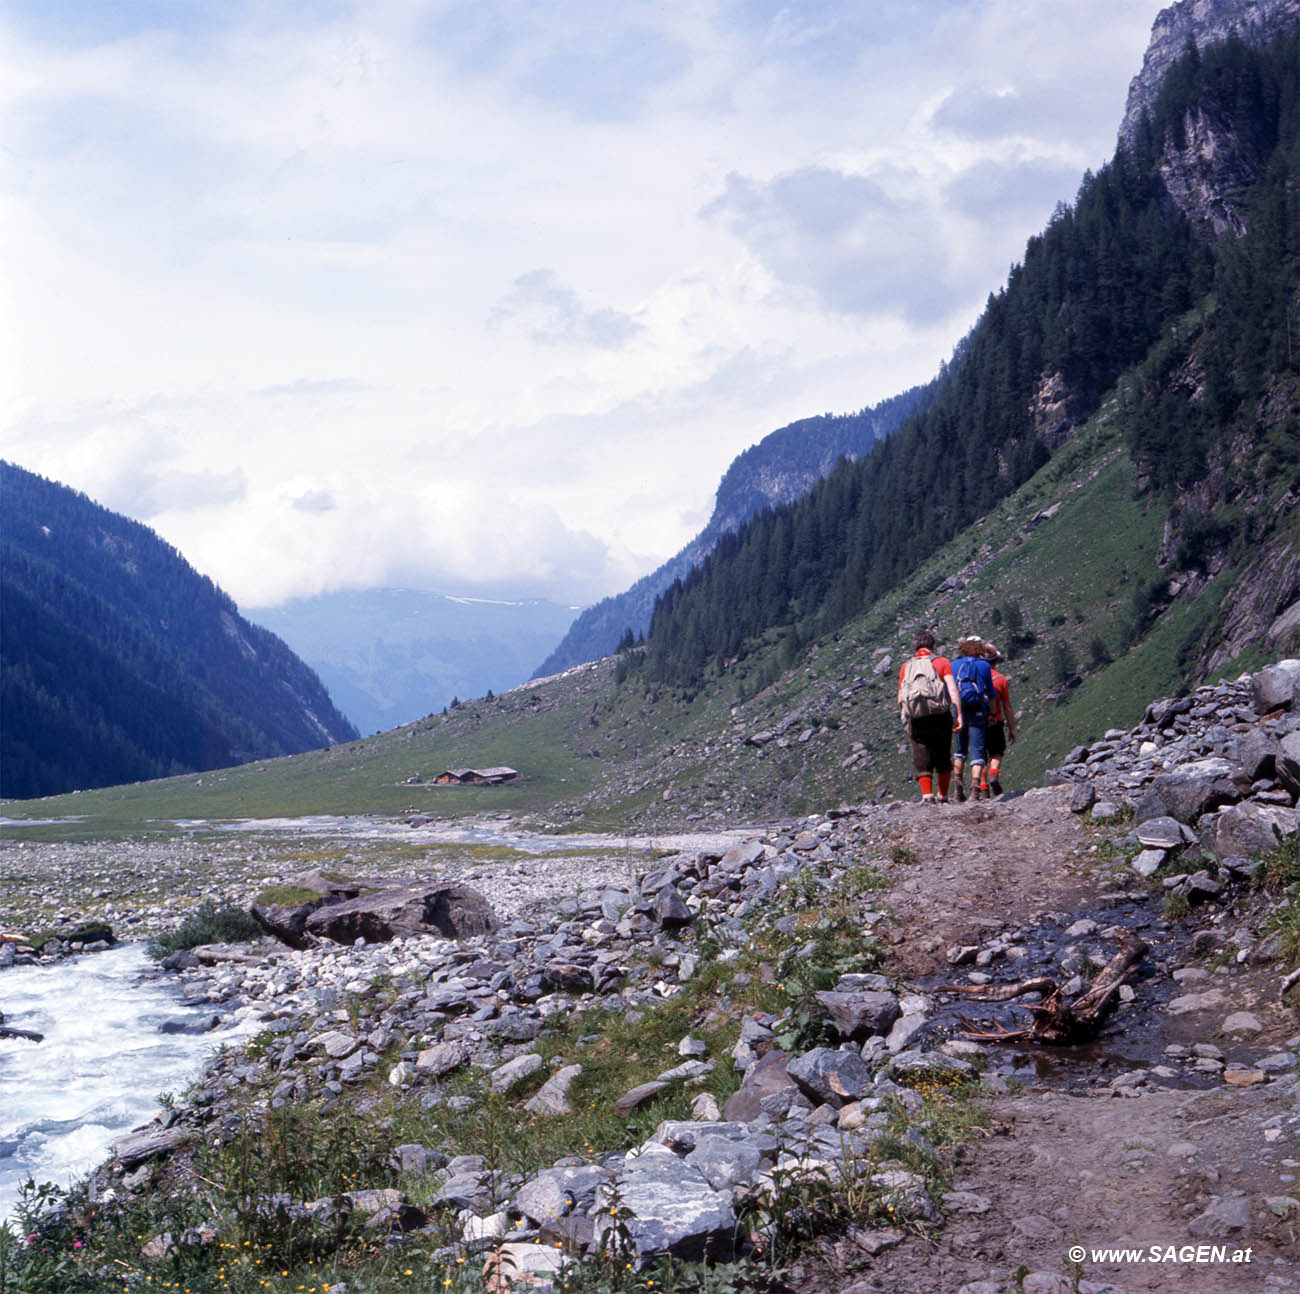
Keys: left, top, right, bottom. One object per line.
{"left": 0, "top": 944, "right": 251, "bottom": 1223}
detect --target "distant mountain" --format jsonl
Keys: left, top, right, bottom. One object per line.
{"left": 0, "top": 462, "right": 359, "bottom": 799}
{"left": 253, "top": 589, "right": 579, "bottom": 735}
{"left": 533, "top": 384, "right": 938, "bottom": 678}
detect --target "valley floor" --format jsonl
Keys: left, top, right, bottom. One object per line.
{"left": 1, "top": 786, "right": 1297, "bottom": 1291}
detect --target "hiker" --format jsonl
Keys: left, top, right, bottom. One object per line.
{"left": 951, "top": 632, "right": 996, "bottom": 801}
{"left": 897, "top": 629, "right": 963, "bottom": 804}
{"left": 983, "top": 643, "right": 1017, "bottom": 796}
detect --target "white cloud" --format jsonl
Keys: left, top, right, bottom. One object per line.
{"left": 489, "top": 269, "right": 645, "bottom": 348}
{"left": 0, "top": 0, "right": 1165, "bottom": 610}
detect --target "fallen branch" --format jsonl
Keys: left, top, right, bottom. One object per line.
{"left": 939, "top": 932, "right": 1148, "bottom": 1046}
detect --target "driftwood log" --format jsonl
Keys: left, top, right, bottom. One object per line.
{"left": 937, "top": 931, "right": 1148, "bottom": 1045}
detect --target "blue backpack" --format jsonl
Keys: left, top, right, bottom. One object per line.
{"left": 953, "top": 655, "right": 992, "bottom": 707}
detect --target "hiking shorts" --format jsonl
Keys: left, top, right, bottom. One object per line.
{"left": 956, "top": 704, "right": 988, "bottom": 766}
{"left": 986, "top": 722, "right": 1007, "bottom": 760}
{"left": 908, "top": 712, "right": 954, "bottom": 775}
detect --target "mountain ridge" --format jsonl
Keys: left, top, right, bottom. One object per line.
{"left": 0, "top": 461, "right": 359, "bottom": 799}
{"left": 532, "top": 383, "right": 937, "bottom": 678}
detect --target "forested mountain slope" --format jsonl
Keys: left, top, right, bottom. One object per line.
{"left": 633, "top": 22, "right": 1299, "bottom": 697}
{"left": 532, "top": 383, "right": 936, "bottom": 678}
{"left": 0, "top": 462, "right": 359, "bottom": 799}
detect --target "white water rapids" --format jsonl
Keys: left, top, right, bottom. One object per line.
{"left": 0, "top": 944, "right": 250, "bottom": 1223}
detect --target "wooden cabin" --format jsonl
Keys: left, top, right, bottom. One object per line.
{"left": 434, "top": 766, "right": 519, "bottom": 785}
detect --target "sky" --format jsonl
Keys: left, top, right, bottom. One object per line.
{"left": 0, "top": 0, "right": 1165, "bottom": 611}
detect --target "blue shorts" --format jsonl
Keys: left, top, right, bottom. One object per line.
{"left": 957, "top": 704, "right": 988, "bottom": 766}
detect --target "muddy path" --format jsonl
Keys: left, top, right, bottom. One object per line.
{"left": 828, "top": 788, "right": 1300, "bottom": 1292}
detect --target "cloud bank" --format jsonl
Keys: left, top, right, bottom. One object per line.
{"left": 0, "top": 0, "right": 1162, "bottom": 608}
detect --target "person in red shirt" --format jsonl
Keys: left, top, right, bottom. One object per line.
{"left": 982, "top": 644, "right": 1017, "bottom": 796}
{"left": 897, "top": 630, "right": 963, "bottom": 804}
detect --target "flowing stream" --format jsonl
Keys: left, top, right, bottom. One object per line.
{"left": 0, "top": 944, "right": 250, "bottom": 1223}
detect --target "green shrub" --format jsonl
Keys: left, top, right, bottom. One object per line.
{"left": 147, "top": 900, "right": 264, "bottom": 959}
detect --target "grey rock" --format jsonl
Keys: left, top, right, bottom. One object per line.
{"left": 1131, "top": 849, "right": 1166, "bottom": 878}
{"left": 1202, "top": 803, "right": 1299, "bottom": 861}
{"left": 1068, "top": 783, "right": 1097, "bottom": 813}
{"left": 1135, "top": 816, "right": 1194, "bottom": 850}
{"left": 526, "top": 1064, "right": 582, "bottom": 1117}
{"left": 1239, "top": 729, "right": 1280, "bottom": 781}
{"left": 1011, "top": 1213, "right": 1063, "bottom": 1241}
{"left": 113, "top": 1125, "right": 193, "bottom": 1169}
{"left": 1150, "top": 759, "right": 1242, "bottom": 822}
{"left": 654, "top": 888, "right": 693, "bottom": 929}
{"left": 813, "top": 990, "right": 900, "bottom": 1041}
{"left": 415, "top": 1040, "right": 470, "bottom": 1077}
{"left": 786, "top": 1047, "right": 873, "bottom": 1107}
{"left": 614, "top": 1082, "right": 670, "bottom": 1115}
{"left": 490, "top": 1051, "right": 545, "bottom": 1095}
{"left": 723, "top": 1049, "right": 797, "bottom": 1122}
{"left": 1091, "top": 802, "right": 1121, "bottom": 823}
{"left": 1222, "top": 1011, "right": 1264, "bottom": 1035}
{"left": 1253, "top": 660, "right": 1300, "bottom": 714}
{"left": 1187, "top": 1192, "right": 1251, "bottom": 1238}
{"left": 685, "top": 1136, "right": 763, "bottom": 1191}
{"left": 304, "top": 882, "right": 498, "bottom": 944}
{"left": 595, "top": 1145, "right": 735, "bottom": 1261}
{"left": 391, "top": 1144, "right": 447, "bottom": 1175}
{"left": 886, "top": 1050, "right": 976, "bottom": 1084}
{"left": 514, "top": 1164, "right": 607, "bottom": 1225}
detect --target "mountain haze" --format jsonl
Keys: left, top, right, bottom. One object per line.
{"left": 0, "top": 462, "right": 359, "bottom": 800}
{"left": 255, "top": 589, "right": 578, "bottom": 735}
{"left": 533, "top": 384, "right": 936, "bottom": 679}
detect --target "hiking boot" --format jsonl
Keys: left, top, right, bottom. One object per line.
{"left": 991, "top": 778, "right": 1004, "bottom": 796}
{"left": 922, "top": 794, "right": 935, "bottom": 804}
{"left": 972, "top": 786, "right": 984, "bottom": 801}
{"left": 955, "top": 783, "right": 967, "bottom": 803}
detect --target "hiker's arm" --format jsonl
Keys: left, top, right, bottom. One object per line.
{"left": 945, "top": 675, "right": 963, "bottom": 728}
{"left": 1007, "top": 687, "right": 1017, "bottom": 741}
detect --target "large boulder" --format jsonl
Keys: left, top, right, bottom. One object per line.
{"left": 1149, "top": 759, "right": 1243, "bottom": 822}
{"left": 594, "top": 1145, "right": 735, "bottom": 1262}
{"left": 786, "top": 1046, "right": 873, "bottom": 1107}
{"left": 1238, "top": 729, "right": 1280, "bottom": 782}
{"left": 813, "top": 990, "right": 901, "bottom": 1041}
{"left": 304, "top": 882, "right": 497, "bottom": 944}
{"left": 250, "top": 870, "right": 406, "bottom": 948}
{"left": 723, "top": 1048, "right": 799, "bottom": 1122}
{"left": 1201, "top": 803, "right": 1300, "bottom": 862}
{"left": 1253, "top": 661, "right": 1300, "bottom": 714}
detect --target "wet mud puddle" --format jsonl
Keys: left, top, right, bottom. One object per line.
{"left": 911, "top": 888, "right": 1266, "bottom": 1092}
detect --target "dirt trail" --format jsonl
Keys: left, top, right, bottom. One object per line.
{"left": 883, "top": 787, "right": 1102, "bottom": 978}
{"left": 828, "top": 788, "right": 1300, "bottom": 1293}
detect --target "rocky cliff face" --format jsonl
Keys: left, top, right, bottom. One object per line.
{"left": 1120, "top": 0, "right": 1299, "bottom": 147}
{"left": 1120, "top": 0, "right": 1298, "bottom": 237}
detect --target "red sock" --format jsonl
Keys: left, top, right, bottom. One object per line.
{"left": 918, "top": 775, "right": 933, "bottom": 797}
{"left": 938, "top": 771, "right": 952, "bottom": 798}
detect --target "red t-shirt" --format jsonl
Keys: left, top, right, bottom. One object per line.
{"left": 898, "top": 648, "right": 953, "bottom": 697}
{"left": 989, "top": 670, "right": 1011, "bottom": 723}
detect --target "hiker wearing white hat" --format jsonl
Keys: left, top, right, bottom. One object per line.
{"left": 950, "top": 633, "right": 996, "bottom": 801}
